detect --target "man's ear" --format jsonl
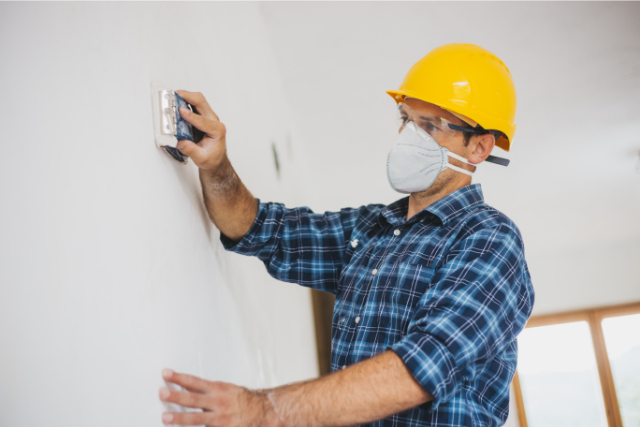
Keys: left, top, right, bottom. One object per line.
{"left": 467, "top": 133, "right": 496, "bottom": 165}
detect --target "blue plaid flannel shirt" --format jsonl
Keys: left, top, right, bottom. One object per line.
{"left": 221, "top": 184, "right": 534, "bottom": 427}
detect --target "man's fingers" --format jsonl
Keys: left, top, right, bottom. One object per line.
{"left": 175, "top": 139, "right": 213, "bottom": 167}
{"left": 179, "top": 108, "right": 225, "bottom": 137}
{"left": 163, "top": 369, "right": 210, "bottom": 393}
{"left": 175, "top": 90, "right": 218, "bottom": 121}
{"left": 162, "top": 411, "right": 211, "bottom": 426}
{"left": 159, "top": 387, "right": 212, "bottom": 410}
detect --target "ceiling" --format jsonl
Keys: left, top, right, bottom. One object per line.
{"left": 259, "top": 2, "right": 640, "bottom": 314}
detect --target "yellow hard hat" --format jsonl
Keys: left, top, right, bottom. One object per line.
{"left": 387, "top": 43, "right": 517, "bottom": 151}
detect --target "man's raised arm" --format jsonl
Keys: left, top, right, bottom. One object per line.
{"left": 174, "top": 90, "right": 258, "bottom": 242}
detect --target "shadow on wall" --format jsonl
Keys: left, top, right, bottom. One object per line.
{"left": 166, "top": 154, "right": 213, "bottom": 239}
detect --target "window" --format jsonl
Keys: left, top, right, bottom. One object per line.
{"left": 517, "top": 321, "right": 608, "bottom": 426}
{"left": 512, "top": 302, "right": 640, "bottom": 427}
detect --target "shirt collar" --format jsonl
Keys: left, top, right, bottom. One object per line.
{"left": 380, "top": 184, "right": 485, "bottom": 227}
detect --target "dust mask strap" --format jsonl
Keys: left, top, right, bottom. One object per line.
{"left": 446, "top": 152, "right": 475, "bottom": 176}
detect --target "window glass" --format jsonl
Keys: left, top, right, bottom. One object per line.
{"left": 602, "top": 313, "right": 640, "bottom": 427}
{"left": 518, "top": 321, "right": 607, "bottom": 427}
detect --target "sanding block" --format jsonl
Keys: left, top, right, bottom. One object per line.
{"left": 151, "top": 81, "right": 204, "bottom": 163}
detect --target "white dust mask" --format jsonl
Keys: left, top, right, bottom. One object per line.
{"left": 386, "top": 121, "right": 476, "bottom": 194}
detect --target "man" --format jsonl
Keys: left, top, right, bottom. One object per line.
{"left": 158, "top": 43, "right": 534, "bottom": 427}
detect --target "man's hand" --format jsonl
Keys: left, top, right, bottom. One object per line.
{"left": 159, "top": 369, "right": 278, "bottom": 427}
{"left": 159, "top": 351, "right": 432, "bottom": 427}
{"left": 174, "top": 90, "right": 227, "bottom": 171}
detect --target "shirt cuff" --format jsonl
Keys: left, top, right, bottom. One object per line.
{"left": 390, "top": 332, "right": 460, "bottom": 409}
{"left": 219, "top": 199, "right": 268, "bottom": 255}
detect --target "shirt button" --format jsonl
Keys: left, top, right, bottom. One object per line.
{"left": 394, "top": 229, "right": 401, "bottom": 236}
{"left": 351, "top": 239, "right": 359, "bottom": 248}
{"left": 342, "top": 365, "right": 347, "bottom": 370}
{"left": 372, "top": 269, "right": 378, "bottom": 276}
{"left": 355, "top": 316, "right": 361, "bottom": 324}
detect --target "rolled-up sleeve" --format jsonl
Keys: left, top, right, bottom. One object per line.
{"left": 390, "top": 223, "right": 534, "bottom": 408}
{"left": 220, "top": 200, "right": 363, "bottom": 295}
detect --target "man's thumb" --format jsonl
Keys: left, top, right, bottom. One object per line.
{"left": 176, "top": 139, "right": 196, "bottom": 156}
{"left": 176, "top": 139, "right": 208, "bottom": 166}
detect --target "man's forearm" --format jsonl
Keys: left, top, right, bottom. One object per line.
{"left": 199, "top": 155, "right": 258, "bottom": 241}
{"left": 264, "top": 350, "right": 433, "bottom": 427}
{"left": 159, "top": 349, "right": 433, "bottom": 426}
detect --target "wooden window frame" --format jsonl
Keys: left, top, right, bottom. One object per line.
{"left": 512, "top": 301, "right": 640, "bottom": 427}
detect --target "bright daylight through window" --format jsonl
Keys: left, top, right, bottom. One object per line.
{"left": 517, "top": 321, "right": 608, "bottom": 427}
{"left": 602, "top": 314, "right": 640, "bottom": 426}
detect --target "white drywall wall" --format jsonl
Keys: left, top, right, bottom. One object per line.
{"left": 0, "top": 3, "right": 318, "bottom": 426}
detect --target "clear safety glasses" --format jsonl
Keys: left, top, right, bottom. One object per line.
{"left": 396, "top": 102, "right": 511, "bottom": 167}
{"left": 396, "top": 102, "right": 474, "bottom": 142}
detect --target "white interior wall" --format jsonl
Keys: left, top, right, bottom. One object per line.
{"left": 0, "top": 3, "right": 317, "bottom": 427}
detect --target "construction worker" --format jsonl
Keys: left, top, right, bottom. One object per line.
{"left": 158, "top": 43, "right": 534, "bottom": 427}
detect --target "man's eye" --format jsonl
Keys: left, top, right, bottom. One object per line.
{"left": 419, "top": 121, "right": 440, "bottom": 133}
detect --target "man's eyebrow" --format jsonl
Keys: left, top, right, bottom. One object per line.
{"left": 416, "top": 115, "right": 441, "bottom": 123}
{"left": 417, "top": 114, "right": 472, "bottom": 129}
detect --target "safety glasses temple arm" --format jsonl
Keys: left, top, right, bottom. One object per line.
{"left": 485, "top": 155, "right": 510, "bottom": 166}
{"left": 446, "top": 123, "right": 486, "bottom": 134}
